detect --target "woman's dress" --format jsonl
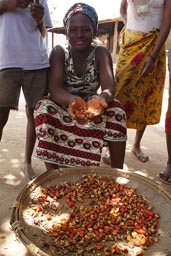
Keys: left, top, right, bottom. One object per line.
{"left": 115, "top": 0, "right": 166, "bottom": 130}
{"left": 34, "top": 45, "right": 127, "bottom": 167}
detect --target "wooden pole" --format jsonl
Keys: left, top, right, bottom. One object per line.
{"left": 112, "top": 21, "right": 119, "bottom": 63}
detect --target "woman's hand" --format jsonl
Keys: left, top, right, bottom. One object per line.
{"left": 139, "top": 56, "right": 155, "bottom": 77}
{"left": 68, "top": 96, "right": 108, "bottom": 122}
{"left": 87, "top": 97, "right": 108, "bottom": 119}
{"left": 68, "top": 97, "right": 88, "bottom": 121}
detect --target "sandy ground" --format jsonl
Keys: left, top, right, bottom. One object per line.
{"left": 0, "top": 78, "right": 171, "bottom": 255}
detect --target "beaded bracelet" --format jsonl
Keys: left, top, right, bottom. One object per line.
{"left": 149, "top": 55, "right": 155, "bottom": 63}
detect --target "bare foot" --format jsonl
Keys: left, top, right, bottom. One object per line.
{"left": 132, "top": 147, "right": 149, "bottom": 162}
{"left": 22, "top": 163, "right": 36, "bottom": 180}
{"left": 159, "top": 164, "right": 171, "bottom": 184}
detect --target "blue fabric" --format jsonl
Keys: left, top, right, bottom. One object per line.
{"left": 63, "top": 2, "right": 98, "bottom": 29}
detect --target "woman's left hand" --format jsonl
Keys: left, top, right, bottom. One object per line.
{"left": 87, "top": 97, "right": 108, "bottom": 119}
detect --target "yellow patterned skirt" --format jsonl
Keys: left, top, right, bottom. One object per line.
{"left": 115, "top": 28, "right": 166, "bottom": 130}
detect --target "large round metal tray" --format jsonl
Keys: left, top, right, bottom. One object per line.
{"left": 10, "top": 167, "right": 171, "bottom": 256}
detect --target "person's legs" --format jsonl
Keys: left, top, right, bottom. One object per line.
{"left": 108, "top": 141, "right": 126, "bottom": 169}
{"left": 23, "top": 106, "right": 36, "bottom": 180}
{"left": 22, "top": 68, "right": 48, "bottom": 179}
{"left": 132, "top": 125, "right": 149, "bottom": 162}
{"left": 0, "top": 69, "right": 21, "bottom": 141}
{"left": 0, "top": 107, "right": 10, "bottom": 141}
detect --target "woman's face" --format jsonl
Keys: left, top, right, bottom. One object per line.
{"left": 66, "top": 13, "right": 95, "bottom": 52}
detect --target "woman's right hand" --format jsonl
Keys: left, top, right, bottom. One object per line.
{"left": 139, "top": 56, "right": 155, "bottom": 77}
{"left": 68, "top": 97, "right": 88, "bottom": 121}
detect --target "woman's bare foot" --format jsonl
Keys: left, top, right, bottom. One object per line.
{"left": 132, "top": 147, "right": 149, "bottom": 162}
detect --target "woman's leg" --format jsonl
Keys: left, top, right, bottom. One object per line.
{"left": 23, "top": 106, "right": 36, "bottom": 180}
{"left": 132, "top": 125, "right": 149, "bottom": 162}
{"left": 108, "top": 140, "right": 126, "bottom": 169}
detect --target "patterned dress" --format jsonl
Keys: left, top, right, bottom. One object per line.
{"left": 115, "top": 0, "right": 166, "bottom": 130}
{"left": 34, "top": 45, "right": 127, "bottom": 167}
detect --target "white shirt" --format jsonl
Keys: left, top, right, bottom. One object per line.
{"left": 0, "top": 0, "right": 52, "bottom": 70}
{"left": 127, "top": 0, "right": 165, "bottom": 33}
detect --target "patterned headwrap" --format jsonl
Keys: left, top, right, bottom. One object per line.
{"left": 63, "top": 2, "right": 98, "bottom": 30}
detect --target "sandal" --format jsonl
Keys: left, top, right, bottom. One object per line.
{"left": 132, "top": 149, "right": 149, "bottom": 163}
{"left": 102, "top": 153, "right": 111, "bottom": 165}
{"left": 159, "top": 164, "right": 171, "bottom": 185}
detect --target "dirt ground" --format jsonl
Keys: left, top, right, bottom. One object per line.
{"left": 0, "top": 78, "right": 171, "bottom": 255}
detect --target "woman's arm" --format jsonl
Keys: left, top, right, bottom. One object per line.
{"left": 49, "top": 45, "right": 78, "bottom": 107}
{"left": 149, "top": 0, "right": 171, "bottom": 61}
{"left": 120, "top": 0, "right": 127, "bottom": 25}
{"left": 140, "top": 0, "right": 171, "bottom": 76}
{"left": 95, "top": 46, "right": 115, "bottom": 104}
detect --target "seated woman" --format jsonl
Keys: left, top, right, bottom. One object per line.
{"left": 34, "top": 2, "right": 127, "bottom": 171}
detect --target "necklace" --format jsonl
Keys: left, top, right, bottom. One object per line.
{"left": 129, "top": 0, "right": 152, "bottom": 19}
{"left": 137, "top": 3, "right": 150, "bottom": 16}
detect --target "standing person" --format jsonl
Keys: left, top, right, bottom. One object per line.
{"left": 159, "top": 48, "right": 171, "bottom": 184}
{"left": 0, "top": 0, "right": 52, "bottom": 180}
{"left": 103, "top": 0, "right": 171, "bottom": 164}
{"left": 34, "top": 2, "right": 127, "bottom": 171}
